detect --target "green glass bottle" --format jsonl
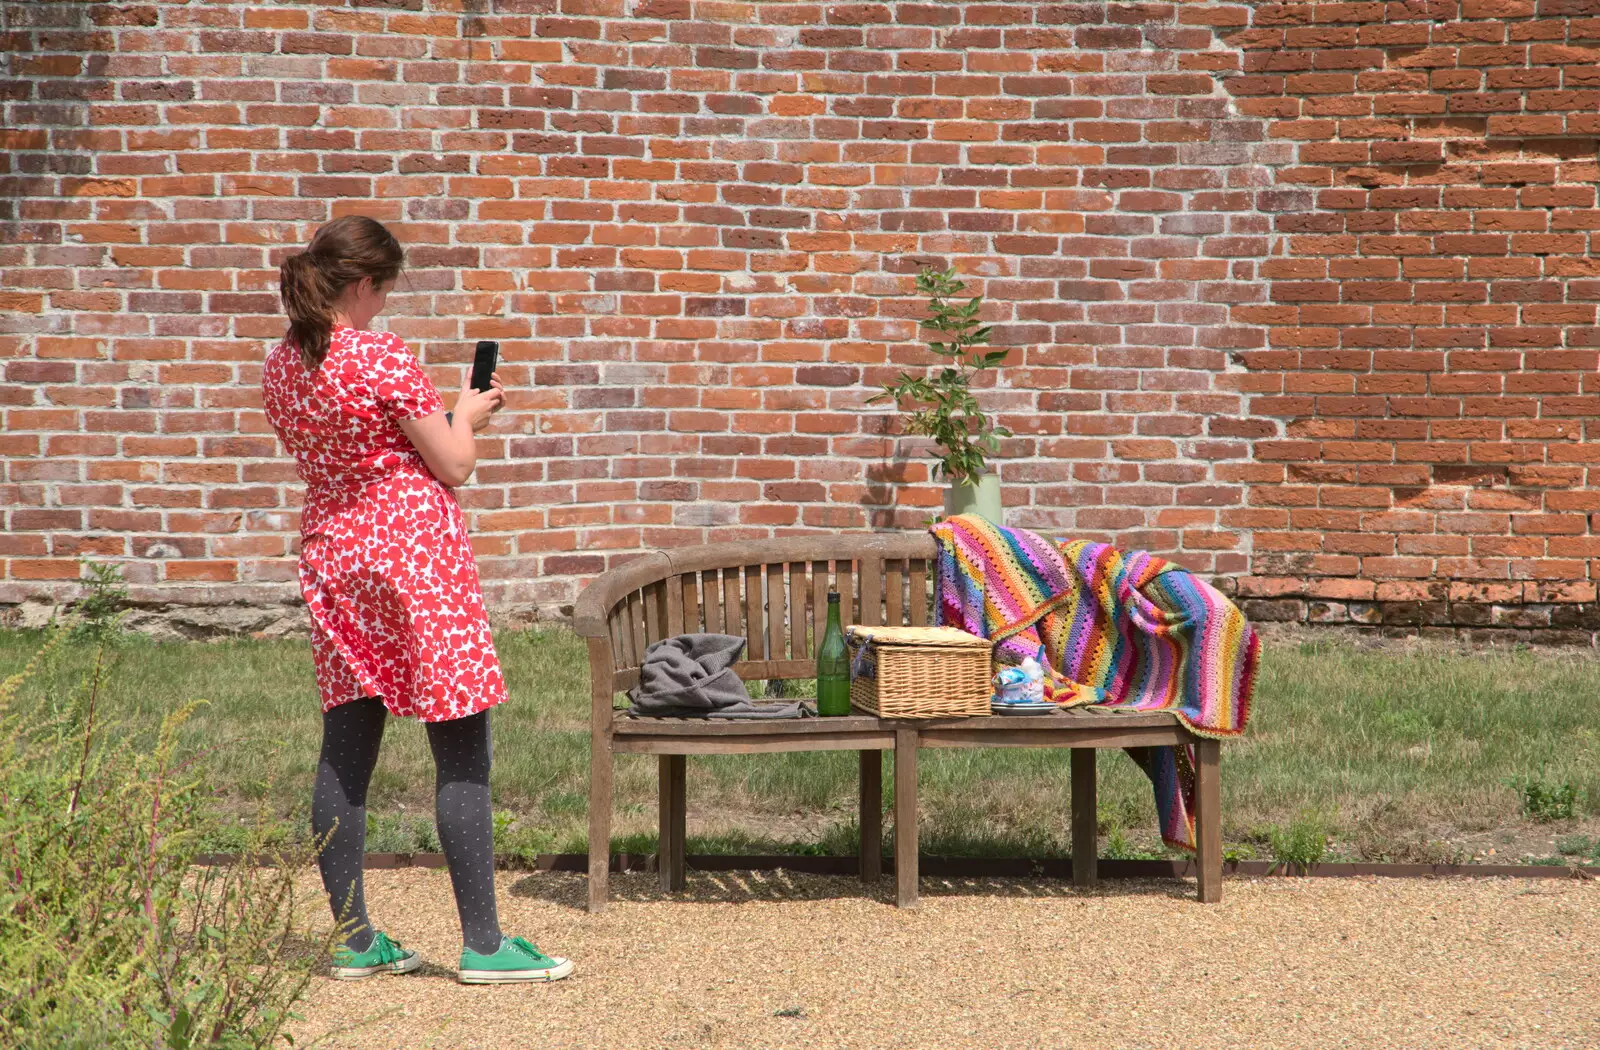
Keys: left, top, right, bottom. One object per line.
{"left": 816, "top": 591, "right": 851, "bottom": 717}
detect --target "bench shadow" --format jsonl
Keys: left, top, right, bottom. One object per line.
{"left": 507, "top": 870, "right": 1198, "bottom": 910}
{"left": 920, "top": 875, "right": 1196, "bottom": 902}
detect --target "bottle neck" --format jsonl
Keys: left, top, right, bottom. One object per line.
{"left": 825, "top": 601, "right": 841, "bottom": 628}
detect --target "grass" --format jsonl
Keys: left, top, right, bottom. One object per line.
{"left": 2, "top": 628, "right": 1596, "bottom": 863}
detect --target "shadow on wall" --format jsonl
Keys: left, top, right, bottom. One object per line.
{"left": 0, "top": 0, "right": 103, "bottom": 623}
{"left": 0, "top": 0, "right": 96, "bottom": 339}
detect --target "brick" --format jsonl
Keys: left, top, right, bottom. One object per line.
{"left": 164, "top": 561, "right": 239, "bottom": 582}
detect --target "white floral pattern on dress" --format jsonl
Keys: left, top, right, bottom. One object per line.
{"left": 262, "top": 325, "right": 508, "bottom": 722}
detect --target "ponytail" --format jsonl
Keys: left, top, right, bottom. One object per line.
{"left": 278, "top": 215, "right": 405, "bottom": 371}
{"left": 280, "top": 252, "right": 337, "bottom": 370}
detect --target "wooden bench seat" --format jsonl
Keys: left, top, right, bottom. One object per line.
{"left": 574, "top": 534, "right": 1223, "bottom": 912}
{"left": 612, "top": 713, "right": 894, "bottom": 750}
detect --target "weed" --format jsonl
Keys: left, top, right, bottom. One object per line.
{"left": 1103, "top": 825, "right": 1134, "bottom": 860}
{"left": 1414, "top": 839, "right": 1470, "bottom": 866}
{"left": 1510, "top": 770, "right": 1579, "bottom": 823}
{"left": 0, "top": 628, "right": 330, "bottom": 1049}
{"left": 1556, "top": 834, "right": 1594, "bottom": 857}
{"left": 365, "top": 811, "right": 440, "bottom": 853}
{"left": 1096, "top": 797, "right": 1146, "bottom": 837}
{"left": 501, "top": 823, "right": 558, "bottom": 861}
{"left": 1554, "top": 835, "right": 1600, "bottom": 863}
{"left": 1222, "top": 842, "right": 1256, "bottom": 864}
{"left": 1100, "top": 825, "right": 1163, "bottom": 861}
{"left": 1268, "top": 811, "right": 1331, "bottom": 873}
{"left": 68, "top": 560, "right": 129, "bottom": 646}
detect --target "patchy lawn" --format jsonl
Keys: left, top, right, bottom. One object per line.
{"left": 2, "top": 625, "right": 1595, "bottom": 864}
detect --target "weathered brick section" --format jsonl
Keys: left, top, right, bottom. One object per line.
{"left": 1219, "top": 0, "right": 1600, "bottom": 639}
{"left": 1, "top": 1, "right": 1597, "bottom": 641}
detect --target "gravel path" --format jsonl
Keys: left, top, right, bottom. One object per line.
{"left": 290, "top": 870, "right": 1599, "bottom": 1049}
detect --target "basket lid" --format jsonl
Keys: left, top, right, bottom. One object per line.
{"left": 845, "top": 625, "right": 991, "bottom": 649}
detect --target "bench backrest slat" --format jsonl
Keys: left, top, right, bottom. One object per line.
{"left": 743, "top": 564, "right": 763, "bottom": 662}
{"left": 858, "top": 555, "right": 882, "bottom": 628}
{"left": 885, "top": 557, "right": 903, "bottom": 628}
{"left": 644, "top": 578, "right": 668, "bottom": 658}
{"left": 627, "top": 588, "right": 647, "bottom": 672}
{"left": 809, "top": 558, "right": 828, "bottom": 662}
{"left": 766, "top": 562, "right": 785, "bottom": 662}
{"left": 704, "top": 569, "right": 721, "bottom": 636}
{"left": 679, "top": 572, "right": 697, "bottom": 636}
{"left": 664, "top": 573, "right": 684, "bottom": 639}
{"left": 788, "top": 561, "right": 807, "bottom": 661}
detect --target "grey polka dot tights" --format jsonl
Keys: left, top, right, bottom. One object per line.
{"left": 312, "top": 698, "right": 503, "bottom": 956}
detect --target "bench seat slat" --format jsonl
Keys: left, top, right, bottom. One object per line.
{"left": 613, "top": 733, "right": 898, "bottom": 755}
{"left": 615, "top": 714, "right": 886, "bottom": 735}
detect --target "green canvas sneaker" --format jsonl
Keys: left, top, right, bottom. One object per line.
{"left": 329, "top": 931, "right": 422, "bottom": 981}
{"left": 458, "top": 935, "right": 574, "bottom": 985}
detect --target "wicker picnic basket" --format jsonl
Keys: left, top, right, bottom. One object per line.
{"left": 844, "top": 625, "right": 993, "bottom": 719}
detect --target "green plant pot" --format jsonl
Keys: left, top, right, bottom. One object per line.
{"left": 943, "top": 471, "right": 1002, "bottom": 525}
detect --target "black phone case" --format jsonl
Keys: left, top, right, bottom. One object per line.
{"left": 470, "top": 340, "right": 498, "bottom": 391}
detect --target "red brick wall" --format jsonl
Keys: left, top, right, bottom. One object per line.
{"left": 2, "top": 0, "right": 1598, "bottom": 640}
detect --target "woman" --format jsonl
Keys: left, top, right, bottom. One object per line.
{"left": 262, "top": 215, "right": 572, "bottom": 985}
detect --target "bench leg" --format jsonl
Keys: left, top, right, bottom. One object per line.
{"left": 859, "top": 749, "right": 882, "bottom": 882}
{"left": 658, "top": 754, "right": 686, "bottom": 893}
{"left": 894, "top": 727, "right": 918, "bottom": 909}
{"left": 1195, "top": 739, "right": 1222, "bottom": 903}
{"left": 588, "top": 738, "right": 612, "bottom": 914}
{"left": 1071, "top": 747, "right": 1097, "bottom": 889}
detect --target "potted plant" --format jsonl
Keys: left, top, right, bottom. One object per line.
{"left": 867, "top": 266, "right": 1011, "bottom": 524}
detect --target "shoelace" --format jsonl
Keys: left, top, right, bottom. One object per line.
{"left": 508, "top": 936, "right": 549, "bottom": 963}
{"left": 337, "top": 932, "right": 401, "bottom": 962}
{"left": 373, "top": 933, "right": 405, "bottom": 961}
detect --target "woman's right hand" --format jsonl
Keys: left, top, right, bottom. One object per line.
{"left": 400, "top": 370, "right": 507, "bottom": 487}
{"left": 453, "top": 371, "right": 505, "bottom": 433}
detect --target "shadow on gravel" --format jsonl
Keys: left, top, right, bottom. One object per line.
{"left": 507, "top": 871, "right": 1196, "bottom": 910}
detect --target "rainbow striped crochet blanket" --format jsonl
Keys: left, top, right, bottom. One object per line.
{"left": 931, "top": 514, "right": 1260, "bottom": 852}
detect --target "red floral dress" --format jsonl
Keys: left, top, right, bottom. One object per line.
{"left": 261, "top": 325, "right": 508, "bottom": 722}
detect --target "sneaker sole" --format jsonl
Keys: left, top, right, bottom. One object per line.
{"left": 330, "top": 953, "right": 423, "bottom": 981}
{"left": 458, "top": 958, "right": 574, "bottom": 985}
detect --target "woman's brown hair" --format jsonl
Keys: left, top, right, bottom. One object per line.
{"left": 279, "top": 215, "right": 404, "bottom": 370}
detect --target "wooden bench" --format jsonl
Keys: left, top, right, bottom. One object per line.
{"left": 573, "top": 534, "right": 1222, "bottom": 913}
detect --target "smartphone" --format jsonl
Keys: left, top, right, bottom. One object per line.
{"left": 469, "top": 340, "right": 499, "bottom": 392}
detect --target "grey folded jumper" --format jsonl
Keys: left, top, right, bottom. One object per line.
{"left": 627, "top": 633, "right": 811, "bottom": 720}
